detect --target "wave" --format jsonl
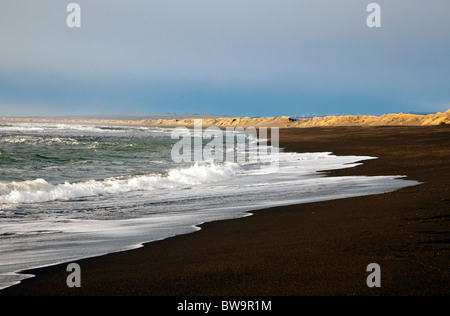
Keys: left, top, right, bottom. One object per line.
{"left": 0, "top": 123, "right": 113, "bottom": 133}
{"left": 0, "top": 161, "right": 241, "bottom": 205}
{"left": 0, "top": 136, "right": 80, "bottom": 145}
{"left": 0, "top": 122, "right": 170, "bottom": 134}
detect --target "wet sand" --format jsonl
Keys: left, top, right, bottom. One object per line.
{"left": 1, "top": 126, "right": 449, "bottom": 296}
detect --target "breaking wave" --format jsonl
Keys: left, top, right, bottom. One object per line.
{"left": 0, "top": 161, "right": 241, "bottom": 205}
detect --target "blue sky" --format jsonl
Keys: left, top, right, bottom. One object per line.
{"left": 0, "top": 0, "right": 449, "bottom": 117}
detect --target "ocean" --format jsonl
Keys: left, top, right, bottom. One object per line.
{"left": 0, "top": 122, "right": 418, "bottom": 290}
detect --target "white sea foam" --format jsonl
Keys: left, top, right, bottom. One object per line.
{"left": 0, "top": 162, "right": 240, "bottom": 205}
{"left": 0, "top": 135, "right": 79, "bottom": 145}
{"left": 0, "top": 123, "right": 109, "bottom": 133}
{"left": 0, "top": 122, "right": 168, "bottom": 135}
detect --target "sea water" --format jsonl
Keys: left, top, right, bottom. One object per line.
{"left": 0, "top": 122, "right": 418, "bottom": 289}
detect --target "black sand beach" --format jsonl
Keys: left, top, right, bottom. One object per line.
{"left": 1, "top": 126, "right": 449, "bottom": 296}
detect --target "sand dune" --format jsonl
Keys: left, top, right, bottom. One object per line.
{"left": 291, "top": 110, "right": 450, "bottom": 128}
{"left": 1, "top": 110, "right": 449, "bottom": 128}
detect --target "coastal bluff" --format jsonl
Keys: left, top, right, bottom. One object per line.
{"left": 1, "top": 110, "right": 449, "bottom": 128}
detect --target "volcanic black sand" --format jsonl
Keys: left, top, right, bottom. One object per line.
{"left": 1, "top": 126, "right": 449, "bottom": 296}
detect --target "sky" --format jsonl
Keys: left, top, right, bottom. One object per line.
{"left": 0, "top": 0, "right": 449, "bottom": 117}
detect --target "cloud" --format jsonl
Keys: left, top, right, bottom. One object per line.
{"left": 0, "top": 0, "right": 449, "bottom": 116}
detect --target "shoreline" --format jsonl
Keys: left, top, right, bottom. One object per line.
{"left": 0, "top": 125, "right": 449, "bottom": 295}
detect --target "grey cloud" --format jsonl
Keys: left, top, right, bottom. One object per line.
{"left": 0, "top": 0, "right": 449, "bottom": 114}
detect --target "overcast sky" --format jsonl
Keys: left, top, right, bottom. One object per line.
{"left": 0, "top": 0, "right": 449, "bottom": 117}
